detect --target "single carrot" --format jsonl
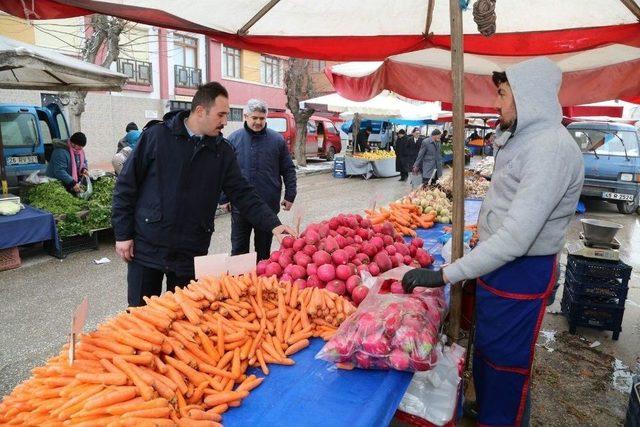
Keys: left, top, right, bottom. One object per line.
{"left": 285, "top": 338, "right": 310, "bottom": 356}
{"left": 255, "top": 349, "right": 269, "bottom": 376}
{"left": 203, "top": 390, "right": 248, "bottom": 407}
{"left": 187, "top": 408, "right": 222, "bottom": 421}
{"left": 121, "top": 406, "right": 172, "bottom": 418}
{"left": 105, "top": 397, "right": 167, "bottom": 415}
{"left": 83, "top": 386, "right": 138, "bottom": 410}
{"left": 165, "top": 365, "right": 189, "bottom": 396}
{"left": 112, "top": 357, "right": 155, "bottom": 401}
{"left": 75, "top": 373, "right": 128, "bottom": 386}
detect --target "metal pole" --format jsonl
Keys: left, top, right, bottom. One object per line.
{"left": 448, "top": 0, "right": 465, "bottom": 341}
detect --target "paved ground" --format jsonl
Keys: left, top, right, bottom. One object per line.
{"left": 1, "top": 167, "right": 639, "bottom": 422}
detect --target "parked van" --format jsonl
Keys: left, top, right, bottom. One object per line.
{"left": 0, "top": 103, "right": 69, "bottom": 189}
{"left": 567, "top": 121, "right": 640, "bottom": 214}
{"left": 267, "top": 111, "right": 342, "bottom": 161}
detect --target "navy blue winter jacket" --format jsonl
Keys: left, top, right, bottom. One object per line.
{"left": 225, "top": 123, "right": 297, "bottom": 212}
{"left": 111, "top": 110, "right": 281, "bottom": 276}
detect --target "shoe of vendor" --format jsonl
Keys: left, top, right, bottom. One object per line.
{"left": 463, "top": 400, "right": 478, "bottom": 420}
{"left": 399, "top": 177, "right": 406, "bottom": 182}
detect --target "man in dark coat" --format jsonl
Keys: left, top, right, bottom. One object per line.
{"left": 355, "top": 126, "right": 372, "bottom": 152}
{"left": 397, "top": 127, "right": 423, "bottom": 181}
{"left": 394, "top": 129, "right": 407, "bottom": 178}
{"left": 112, "top": 82, "right": 295, "bottom": 307}
{"left": 224, "top": 99, "right": 297, "bottom": 261}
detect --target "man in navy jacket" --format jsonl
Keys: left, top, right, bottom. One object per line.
{"left": 224, "top": 99, "right": 297, "bottom": 261}
{"left": 112, "top": 83, "right": 295, "bottom": 306}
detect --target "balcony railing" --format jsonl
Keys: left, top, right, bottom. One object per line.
{"left": 117, "top": 58, "right": 152, "bottom": 85}
{"left": 174, "top": 64, "right": 202, "bottom": 88}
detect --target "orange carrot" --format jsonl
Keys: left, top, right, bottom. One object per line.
{"left": 285, "top": 339, "right": 310, "bottom": 356}
{"left": 83, "top": 386, "right": 137, "bottom": 410}
{"left": 112, "top": 357, "right": 155, "bottom": 401}
{"left": 203, "top": 390, "right": 249, "bottom": 407}
{"left": 75, "top": 373, "right": 127, "bottom": 386}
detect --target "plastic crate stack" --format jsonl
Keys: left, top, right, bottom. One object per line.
{"left": 561, "top": 254, "right": 632, "bottom": 340}
{"left": 333, "top": 157, "right": 346, "bottom": 178}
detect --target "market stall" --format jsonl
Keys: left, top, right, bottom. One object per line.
{"left": 343, "top": 152, "right": 398, "bottom": 179}
{"left": 0, "top": 204, "right": 60, "bottom": 259}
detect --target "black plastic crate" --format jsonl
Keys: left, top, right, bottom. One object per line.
{"left": 564, "top": 269, "right": 629, "bottom": 305}
{"left": 626, "top": 376, "right": 640, "bottom": 427}
{"left": 47, "top": 233, "right": 99, "bottom": 259}
{"left": 567, "top": 254, "right": 632, "bottom": 281}
{"left": 561, "top": 288, "right": 625, "bottom": 340}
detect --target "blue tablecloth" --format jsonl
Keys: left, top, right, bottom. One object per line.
{"left": 224, "top": 339, "right": 413, "bottom": 427}
{"left": 0, "top": 205, "right": 60, "bottom": 252}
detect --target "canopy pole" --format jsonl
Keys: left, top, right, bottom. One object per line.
{"left": 237, "top": 0, "right": 281, "bottom": 35}
{"left": 448, "top": 0, "right": 465, "bottom": 341}
{"left": 620, "top": 0, "right": 640, "bottom": 20}
{"left": 424, "top": 0, "right": 435, "bottom": 35}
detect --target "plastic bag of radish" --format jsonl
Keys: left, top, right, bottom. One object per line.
{"left": 316, "top": 266, "right": 447, "bottom": 372}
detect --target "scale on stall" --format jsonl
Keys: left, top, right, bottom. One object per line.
{"left": 567, "top": 219, "right": 622, "bottom": 261}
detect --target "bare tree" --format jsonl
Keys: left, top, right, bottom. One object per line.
{"left": 284, "top": 58, "right": 316, "bottom": 167}
{"left": 67, "top": 15, "right": 127, "bottom": 132}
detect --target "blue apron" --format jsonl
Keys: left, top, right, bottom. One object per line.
{"left": 473, "top": 255, "right": 557, "bottom": 426}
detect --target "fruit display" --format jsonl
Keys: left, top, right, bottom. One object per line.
{"left": 316, "top": 281, "right": 447, "bottom": 372}
{"left": 398, "top": 187, "right": 452, "bottom": 224}
{"left": 366, "top": 203, "right": 435, "bottom": 236}
{"left": 0, "top": 273, "right": 355, "bottom": 425}
{"left": 437, "top": 170, "right": 490, "bottom": 199}
{"left": 473, "top": 156, "right": 494, "bottom": 178}
{"left": 350, "top": 151, "right": 396, "bottom": 160}
{"left": 258, "top": 214, "right": 433, "bottom": 305}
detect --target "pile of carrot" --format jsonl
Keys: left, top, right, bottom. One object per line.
{"left": 366, "top": 203, "right": 435, "bottom": 236}
{"left": 443, "top": 224, "right": 479, "bottom": 247}
{"left": 0, "top": 273, "right": 356, "bottom": 426}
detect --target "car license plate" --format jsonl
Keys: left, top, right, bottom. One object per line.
{"left": 6, "top": 155, "right": 38, "bottom": 166}
{"left": 602, "top": 192, "right": 634, "bottom": 201}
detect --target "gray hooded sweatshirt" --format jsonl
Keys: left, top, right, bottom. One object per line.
{"left": 443, "top": 57, "right": 584, "bottom": 285}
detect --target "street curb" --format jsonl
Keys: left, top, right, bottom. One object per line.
{"left": 296, "top": 168, "right": 332, "bottom": 177}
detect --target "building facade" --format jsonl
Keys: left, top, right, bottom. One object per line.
{"left": 0, "top": 14, "right": 288, "bottom": 168}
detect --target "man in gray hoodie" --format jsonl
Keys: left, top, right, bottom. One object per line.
{"left": 402, "top": 57, "right": 584, "bottom": 426}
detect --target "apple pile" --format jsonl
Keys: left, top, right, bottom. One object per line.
{"left": 317, "top": 287, "right": 446, "bottom": 372}
{"left": 257, "top": 213, "right": 433, "bottom": 304}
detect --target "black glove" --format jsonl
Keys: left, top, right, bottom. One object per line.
{"left": 402, "top": 268, "right": 445, "bottom": 293}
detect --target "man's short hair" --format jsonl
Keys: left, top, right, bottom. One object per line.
{"left": 191, "top": 82, "right": 229, "bottom": 112}
{"left": 492, "top": 71, "right": 508, "bottom": 87}
{"left": 125, "top": 122, "right": 138, "bottom": 132}
{"left": 365, "top": 126, "right": 373, "bottom": 132}
{"left": 244, "top": 99, "right": 268, "bottom": 116}
{"left": 397, "top": 129, "right": 406, "bottom": 135}
{"left": 412, "top": 127, "right": 420, "bottom": 133}
{"left": 431, "top": 129, "right": 442, "bottom": 136}
{"left": 70, "top": 132, "right": 87, "bottom": 147}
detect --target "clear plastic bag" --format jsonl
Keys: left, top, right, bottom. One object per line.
{"left": 398, "top": 341, "right": 466, "bottom": 426}
{"left": 316, "top": 266, "right": 447, "bottom": 372}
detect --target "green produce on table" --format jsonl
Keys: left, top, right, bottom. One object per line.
{"left": 25, "top": 177, "right": 116, "bottom": 238}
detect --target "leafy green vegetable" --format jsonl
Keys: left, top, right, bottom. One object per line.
{"left": 25, "top": 176, "right": 116, "bottom": 238}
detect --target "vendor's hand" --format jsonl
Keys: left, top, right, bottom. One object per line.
{"left": 281, "top": 200, "right": 293, "bottom": 211}
{"left": 272, "top": 224, "right": 297, "bottom": 243}
{"left": 402, "top": 268, "right": 445, "bottom": 293}
{"left": 220, "top": 203, "right": 231, "bottom": 212}
{"left": 72, "top": 183, "right": 82, "bottom": 193}
{"left": 412, "top": 166, "right": 419, "bottom": 174}
{"left": 115, "top": 239, "right": 135, "bottom": 262}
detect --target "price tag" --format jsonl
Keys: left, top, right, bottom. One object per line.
{"left": 293, "top": 206, "right": 305, "bottom": 236}
{"left": 69, "top": 297, "right": 88, "bottom": 365}
{"left": 370, "top": 193, "right": 384, "bottom": 211}
{"left": 194, "top": 253, "right": 229, "bottom": 279}
{"left": 227, "top": 252, "right": 257, "bottom": 276}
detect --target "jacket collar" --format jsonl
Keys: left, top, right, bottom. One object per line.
{"left": 244, "top": 121, "right": 267, "bottom": 136}
{"left": 165, "top": 109, "right": 223, "bottom": 150}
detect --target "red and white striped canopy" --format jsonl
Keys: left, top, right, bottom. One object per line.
{"left": 1, "top": 0, "right": 638, "bottom": 61}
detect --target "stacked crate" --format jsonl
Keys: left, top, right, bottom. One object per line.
{"left": 333, "top": 157, "right": 346, "bottom": 178}
{"left": 561, "top": 254, "right": 631, "bottom": 340}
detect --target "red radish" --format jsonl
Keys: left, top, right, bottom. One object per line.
{"left": 374, "top": 252, "right": 392, "bottom": 272}
{"left": 352, "top": 258, "right": 362, "bottom": 266}
{"left": 278, "top": 254, "right": 292, "bottom": 269}
{"left": 336, "top": 235, "right": 348, "bottom": 249}
{"left": 352, "top": 285, "right": 369, "bottom": 306}
{"left": 305, "top": 230, "right": 320, "bottom": 245}
{"left": 346, "top": 275, "right": 361, "bottom": 294}
{"left": 336, "top": 264, "right": 354, "bottom": 281}
{"left": 411, "top": 237, "right": 424, "bottom": 248}
{"left": 346, "top": 237, "right": 354, "bottom": 245}
{"left": 326, "top": 279, "right": 346, "bottom": 296}
{"left": 317, "top": 264, "right": 336, "bottom": 282}
{"left": 281, "top": 273, "right": 292, "bottom": 283}
{"left": 404, "top": 255, "right": 413, "bottom": 265}
{"left": 256, "top": 260, "right": 269, "bottom": 275}
{"left": 293, "top": 278, "right": 307, "bottom": 289}
{"left": 371, "top": 236, "right": 384, "bottom": 251}
{"left": 306, "top": 263, "right": 318, "bottom": 277}
{"left": 395, "top": 235, "right": 405, "bottom": 243}
{"left": 415, "top": 248, "right": 433, "bottom": 268}
{"left": 382, "top": 222, "right": 395, "bottom": 236}
{"left": 293, "top": 252, "right": 311, "bottom": 267}
{"left": 344, "top": 246, "right": 357, "bottom": 260}
{"left": 329, "top": 230, "right": 338, "bottom": 237}
{"left": 355, "top": 253, "right": 370, "bottom": 264}
{"left": 368, "top": 263, "right": 380, "bottom": 276}
{"left": 394, "top": 253, "right": 404, "bottom": 267}
{"left": 332, "top": 249, "right": 349, "bottom": 266}
{"left": 385, "top": 245, "right": 397, "bottom": 256}
{"left": 289, "top": 265, "right": 306, "bottom": 280}
{"left": 409, "top": 245, "right": 417, "bottom": 257}
{"left": 361, "top": 218, "right": 372, "bottom": 228}
{"left": 265, "top": 262, "right": 282, "bottom": 277}
{"left": 303, "top": 245, "right": 317, "bottom": 257}
{"left": 324, "top": 236, "right": 339, "bottom": 253}
{"left": 362, "top": 243, "right": 377, "bottom": 258}
{"left": 372, "top": 224, "right": 383, "bottom": 234}
{"left": 312, "top": 250, "right": 332, "bottom": 266}
{"left": 293, "top": 238, "right": 306, "bottom": 252}
{"left": 356, "top": 264, "right": 368, "bottom": 274}
{"left": 318, "top": 223, "right": 330, "bottom": 238}
{"left": 390, "top": 281, "right": 404, "bottom": 294}
{"left": 394, "top": 243, "right": 410, "bottom": 256}
{"left": 306, "top": 274, "right": 321, "bottom": 288}
{"left": 328, "top": 218, "right": 340, "bottom": 230}
{"left": 382, "top": 235, "right": 394, "bottom": 246}
{"left": 269, "top": 251, "right": 281, "bottom": 263}
{"left": 354, "top": 235, "right": 363, "bottom": 244}
{"left": 357, "top": 228, "right": 369, "bottom": 239}
{"left": 281, "top": 235, "right": 294, "bottom": 249}
{"left": 283, "top": 248, "right": 296, "bottom": 259}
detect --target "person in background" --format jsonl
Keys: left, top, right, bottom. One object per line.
{"left": 46, "top": 132, "right": 89, "bottom": 194}
{"left": 112, "top": 130, "right": 142, "bottom": 175}
{"left": 380, "top": 123, "right": 392, "bottom": 150}
{"left": 223, "top": 99, "right": 297, "bottom": 262}
{"left": 413, "top": 128, "right": 443, "bottom": 185}
{"left": 401, "top": 57, "right": 584, "bottom": 426}
{"left": 356, "top": 126, "right": 372, "bottom": 152}
{"left": 112, "top": 82, "right": 295, "bottom": 307}
{"left": 394, "top": 129, "right": 407, "bottom": 178}
{"left": 397, "top": 127, "right": 423, "bottom": 182}
{"left": 117, "top": 122, "right": 138, "bottom": 152}
{"left": 441, "top": 129, "right": 450, "bottom": 144}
